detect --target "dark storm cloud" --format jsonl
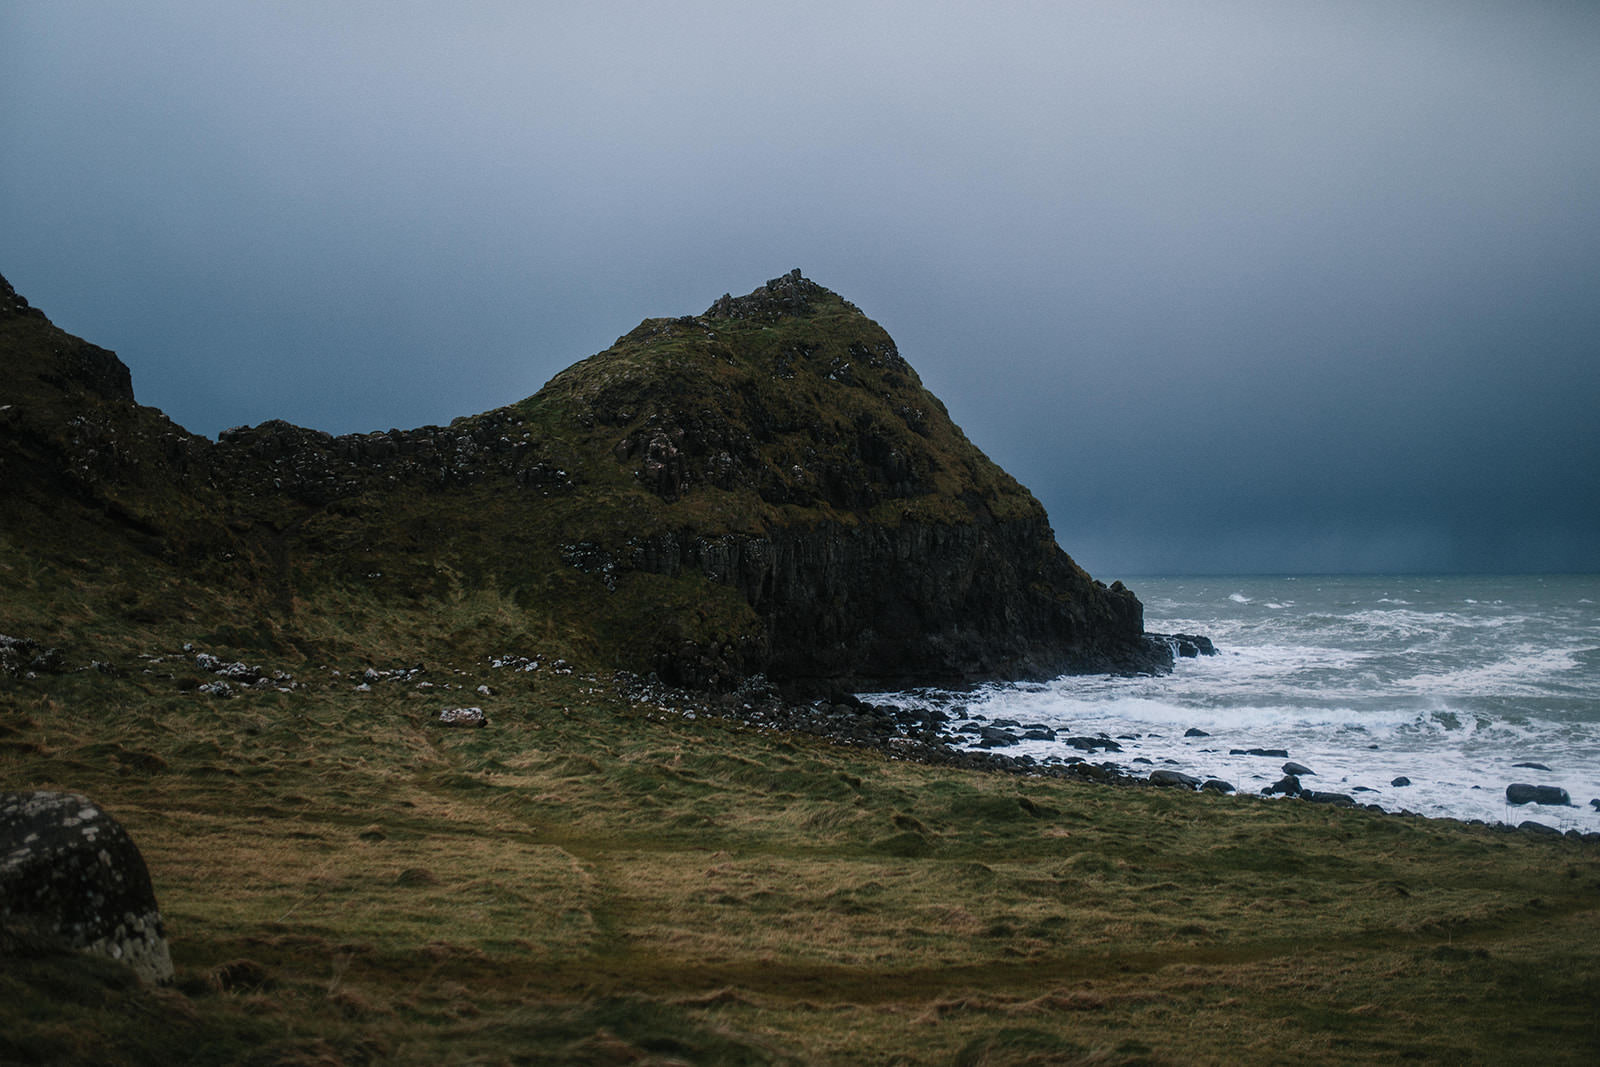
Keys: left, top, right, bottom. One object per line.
{"left": 3, "top": 1, "right": 1597, "bottom": 575}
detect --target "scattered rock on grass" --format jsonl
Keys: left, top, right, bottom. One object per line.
{"left": 0, "top": 635, "right": 66, "bottom": 678}
{"left": 438, "top": 707, "right": 487, "bottom": 728}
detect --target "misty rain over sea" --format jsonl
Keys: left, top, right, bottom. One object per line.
{"left": 866, "top": 575, "right": 1600, "bottom": 832}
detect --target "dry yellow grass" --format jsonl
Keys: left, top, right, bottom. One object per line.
{"left": 4, "top": 656, "right": 1599, "bottom": 1064}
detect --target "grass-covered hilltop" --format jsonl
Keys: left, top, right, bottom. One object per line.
{"left": 1, "top": 268, "right": 1162, "bottom": 694}
{"left": 3, "top": 271, "right": 1598, "bottom": 1065}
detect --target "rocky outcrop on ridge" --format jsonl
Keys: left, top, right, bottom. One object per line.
{"left": 0, "top": 268, "right": 1191, "bottom": 691}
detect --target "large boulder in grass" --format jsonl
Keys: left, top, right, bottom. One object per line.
{"left": 0, "top": 792, "right": 174, "bottom": 984}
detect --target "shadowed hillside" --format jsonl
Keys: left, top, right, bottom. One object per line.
{"left": 0, "top": 269, "right": 1166, "bottom": 691}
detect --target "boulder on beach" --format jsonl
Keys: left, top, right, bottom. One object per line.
{"left": 1148, "top": 770, "right": 1201, "bottom": 790}
{"left": 0, "top": 791, "right": 174, "bottom": 984}
{"left": 1505, "top": 783, "right": 1570, "bottom": 807}
{"left": 1264, "top": 774, "right": 1301, "bottom": 797}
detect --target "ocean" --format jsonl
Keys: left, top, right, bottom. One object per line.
{"left": 866, "top": 574, "right": 1600, "bottom": 831}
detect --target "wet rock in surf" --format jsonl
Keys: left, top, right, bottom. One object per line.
{"left": 1264, "top": 774, "right": 1302, "bottom": 797}
{"left": 1506, "top": 783, "right": 1570, "bottom": 806}
{"left": 1064, "top": 736, "right": 1121, "bottom": 753}
{"left": 1283, "top": 761, "right": 1315, "bottom": 776}
{"left": 1154, "top": 633, "right": 1218, "bottom": 658}
{"left": 1148, "top": 770, "right": 1201, "bottom": 789}
{"left": 976, "top": 726, "right": 1020, "bottom": 747}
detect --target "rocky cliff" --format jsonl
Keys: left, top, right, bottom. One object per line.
{"left": 0, "top": 269, "right": 1175, "bottom": 690}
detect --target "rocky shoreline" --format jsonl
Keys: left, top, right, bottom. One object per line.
{"left": 9, "top": 628, "right": 1593, "bottom": 842}
{"left": 618, "top": 662, "right": 1600, "bottom": 843}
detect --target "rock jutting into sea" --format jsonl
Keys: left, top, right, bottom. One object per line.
{"left": 0, "top": 268, "right": 1198, "bottom": 694}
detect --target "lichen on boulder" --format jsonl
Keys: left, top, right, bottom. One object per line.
{"left": 1, "top": 791, "right": 175, "bottom": 985}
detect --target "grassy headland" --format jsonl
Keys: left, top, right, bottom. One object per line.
{"left": 3, "top": 270, "right": 1598, "bottom": 1063}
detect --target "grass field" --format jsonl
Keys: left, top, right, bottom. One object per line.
{"left": 5, "top": 643, "right": 1598, "bottom": 1065}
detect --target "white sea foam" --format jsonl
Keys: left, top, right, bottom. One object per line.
{"left": 865, "top": 574, "right": 1600, "bottom": 831}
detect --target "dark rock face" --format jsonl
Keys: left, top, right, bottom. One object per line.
{"left": 629, "top": 519, "right": 1163, "bottom": 690}
{"left": 1, "top": 791, "right": 174, "bottom": 984}
{"left": 1155, "top": 633, "right": 1218, "bottom": 658}
{"left": 1506, "top": 783, "right": 1571, "bottom": 806}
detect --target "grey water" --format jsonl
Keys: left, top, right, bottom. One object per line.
{"left": 866, "top": 574, "right": 1600, "bottom": 830}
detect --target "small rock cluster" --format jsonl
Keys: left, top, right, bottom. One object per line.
{"left": 0, "top": 634, "right": 65, "bottom": 678}
{"left": 190, "top": 650, "right": 294, "bottom": 696}
{"left": 489, "top": 654, "right": 572, "bottom": 676}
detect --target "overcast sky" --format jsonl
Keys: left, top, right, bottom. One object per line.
{"left": 4, "top": 1, "right": 1597, "bottom": 576}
